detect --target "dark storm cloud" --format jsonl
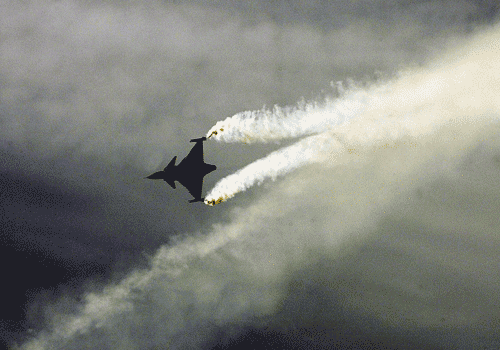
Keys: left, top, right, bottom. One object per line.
{"left": 1, "top": 0, "right": 499, "bottom": 349}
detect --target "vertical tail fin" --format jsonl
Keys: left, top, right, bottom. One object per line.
{"left": 166, "top": 179, "right": 176, "bottom": 189}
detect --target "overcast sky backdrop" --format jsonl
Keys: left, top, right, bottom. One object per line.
{"left": 1, "top": 0, "right": 500, "bottom": 349}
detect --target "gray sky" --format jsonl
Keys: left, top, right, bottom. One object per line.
{"left": 1, "top": 0, "right": 500, "bottom": 349}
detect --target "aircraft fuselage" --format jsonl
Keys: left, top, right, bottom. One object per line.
{"left": 146, "top": 137, "right": 216, "bottom": 202}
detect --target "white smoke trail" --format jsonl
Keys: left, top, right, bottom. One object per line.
{"left": 205, "top": 82, "right": 372, "bottom": 143}
{"left": 203, "top": 85, "right": 373, "bottom": 206}
{"left": 204, "top": 133, "right": 342, "bottom": 206}
{"left": 204, "top": 24, "right": 500, "bottom": 206}
{"left": 203, "top": 107, "right": 425, "bottom": 206}
{"left": 203, "top": 76, "right": 422, "bottom": 206}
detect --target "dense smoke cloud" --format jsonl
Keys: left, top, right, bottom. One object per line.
{"left": 1, "top": 0, "right": 499, "bottom": 349}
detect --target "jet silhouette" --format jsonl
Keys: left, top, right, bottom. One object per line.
{"left": 146, "top": 137, "right": 216, "bottom": 203}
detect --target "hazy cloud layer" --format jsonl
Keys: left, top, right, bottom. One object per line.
{"left": 2, "top": 0, "right": 495, "bottom": 166}
{"left": 1, "top": 0, "right": 499, "bottom": 349}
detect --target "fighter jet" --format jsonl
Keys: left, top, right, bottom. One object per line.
{"left": 146, "top": 137, "right": 216, "bottom": 203}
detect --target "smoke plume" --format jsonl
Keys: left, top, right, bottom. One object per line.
{"left": 203, "top": 31, "right": 500, "bottom": 206}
